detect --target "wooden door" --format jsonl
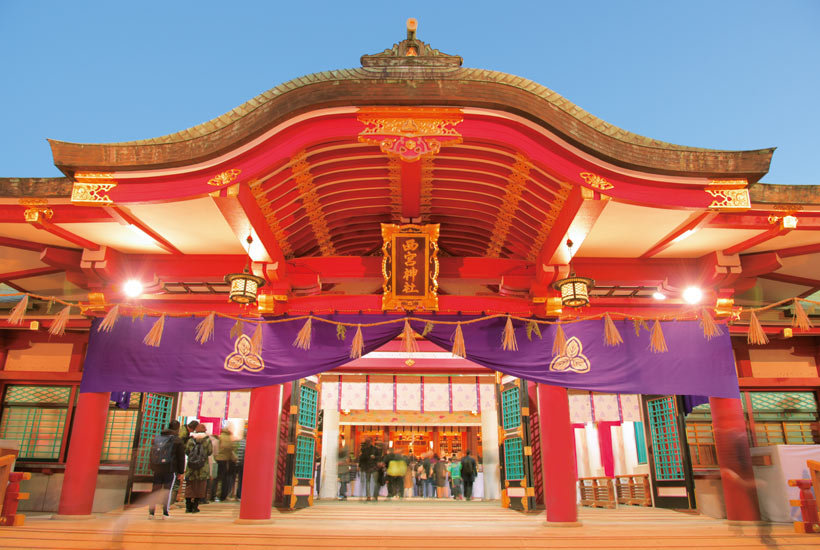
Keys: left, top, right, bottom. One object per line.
{"left": 496, "top": 376, "right": 537, "bottom": 511}
{"left": 643, "top": 395, "right": 696, "bottom": 509}
{"left": 283, "top": 377, "right": 320, "bottom": 510}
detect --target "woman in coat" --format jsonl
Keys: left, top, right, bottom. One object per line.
{"left": 184, "top": 423, "right": 213, "bottom": 513}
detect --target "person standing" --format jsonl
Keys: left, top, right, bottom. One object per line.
{"left": 358, "top": 438, "right": 379, "bottom": 501}
{"left": 184, "top": 423, "right": 213, "bottom": 513}
{"left": 214, "top": 427, "right": 236, "bottom": 501}
{"left": 148, "top": 420, "right": 185, "bottom": 518}
{"left": 433, "top": 454, "right": 448, "bottom": 498}
{"left": 337, "top": 446, "right": 351, "bottom": 500}
{"left": 235, "top": 436, "right": 246, "bottom": 500}
{"left": 461, "top": 449, "right": 478, "bottom": 501}
{"left": 448, "top": 455, "right": 463, "bottom": 500}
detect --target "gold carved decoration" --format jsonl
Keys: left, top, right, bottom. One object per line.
{"left": 527, "top": 186, "right": 570, "bottom": 262}
{"left": 382, "top": 223, "right": 439, "bottom": 312}
{"left": 706, "top": 188, "right": 751, "bottom": 211}
{"left": 767, "top": 204, "right": 802, "bottom": 227}
{"left": 580, "top": 172, "right": 614, "bottom": 190}
{"left": 208, "top": 169, "right": 242, "bottom": 187}
{"left": 291, "top": 151, "right": 336, "bottom": 256}
{"left": 71, "top": 172, "right": 117, "bottom": 206}
{"left": 250, "top": 179, "right": 294, "bottom": 258}
{"left": 487, "top": 153, "right": 530, "bottom": 258}
{"left": 358, "top": 107, "right": 463, "bottom": 162}
{"left": 548, "top": 337, "right": 591, "bottom": 373}
{"left": 20, "top": 199, "right": 54, "bottom": 222}
{"left": 224, "top": 334, "right": 265, "bottom": 373}
{"left": 387, "top": 157, "right": 402, "bottom": 218}
{"left": 419, "top": 156, "right": 434, "bottom": 218}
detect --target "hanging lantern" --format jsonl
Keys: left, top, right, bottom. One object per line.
{"left": 225, "top": 268, "right": 265, "bottom": 304}
{"left": 553, "top": 274, "right": 595, "bottom": 308}
{"left": 552, "top": 239, "right": 594, "bottom": 308}
{"left": 224, "top": 235, "right": 266, "bottom": 304}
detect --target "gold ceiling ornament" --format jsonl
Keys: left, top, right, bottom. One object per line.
{"left": 579, "top": 172, "right": 614, "bottom": 190}
{"left": 250, "top": 184, "right": 293, "bottom": 259}
{"left": 208, "top": 169, "right": 242, "bottom": 187}
{"left": 358, "top": 107, "right": 463, "bottom": 162}
{"left": 21, "top": 198, "right": 54, "bottom": 223}
{"left": 706, "top": 188, "right": 751, "bottom": 211}
{"left": 382, "top": 223, "right": 440, "bottom": 312}
{"left": 290, "top": 151, "right": 336, "bottom": 256}
{"left": 71, "top": 172, "right": 117, "bottom": 206}
{"left": 487, "top": 154, "right": 530, "bottom": 258}
{"left": 527, "top": 187, "right": 570, "bottom": 262}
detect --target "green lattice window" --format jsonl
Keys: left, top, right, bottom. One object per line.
{"left": 0, "top": 385, "right": 72, "bottom": 460}
{"left": 134, "top": 393, "right": 174, "bottom": 475}
{"left": 501, "top": 386, "right": 521, "bottom": 431}
{"left": 100, "top": 409, "right": 138, "bottom": 462}
{"left": 633, "top": 421, "right": 647, "bottom": 464}
{"left": 647, "top": 397, "right": 684, "bottom": 481}
{"left": 298, "top": 385, "right": 318, "bottom": 429}
{"left": 294, "top": 435, "right": 315, "bottom": 479}
{"left": 686, "top": 422, "right": 717, "bottom": 467}
{"left": 503, "top": 437, "right": 525, "bottom": 480}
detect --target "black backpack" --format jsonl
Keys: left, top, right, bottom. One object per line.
{"left": 149, "top": 434, "right": 175, "bottom": 471}
{"left": 187, "top": 438, "right": 207, "bottom": 470}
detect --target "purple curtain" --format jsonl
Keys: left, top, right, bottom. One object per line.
{"left": 80, "top": 314, "right": 739, "bottom": 399}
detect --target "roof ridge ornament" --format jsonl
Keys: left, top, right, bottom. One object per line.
{"left": 361, "top": 18, "right": 463, "bottom": 69}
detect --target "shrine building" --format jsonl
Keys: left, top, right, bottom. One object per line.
{"left": 0, "top": 19, "right": 819, "bottom": 527}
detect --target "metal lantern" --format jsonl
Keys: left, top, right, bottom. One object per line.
{"left": 553, "top": 274, "right": 595, "bottom": 308}
{"left": 225, "top": 268, "right": 265, "bottom": 304}
{"left": 552, "top": 238, "right": 594, "bottom": 308}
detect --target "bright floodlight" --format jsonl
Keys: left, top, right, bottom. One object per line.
{"left": 652, "top": 292, "right": 666, "bottom": 301}
{"left": 683, "top": 286, "right": 703, "bottom": 304}
{"left": 124, "top": 279, "right": 143, "bottom": 298}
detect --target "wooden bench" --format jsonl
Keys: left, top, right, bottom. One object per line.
{"left": 578, "top": 476, "right": 616, "bottom": 508}
{"left": 614, "top": 474, "right": 652, "bottom": 507}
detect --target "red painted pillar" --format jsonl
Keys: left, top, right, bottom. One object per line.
{"left": 238, "top": 384, "right": 281, "bottom": 522}
{"left": 538, "top": 384, "right": 578, "bottom": 524}
{"left": 57, "top": 391, "right": 109, "bottom": 516}
{"left": 709, "top": 396, "right": 761, "bottom": 521}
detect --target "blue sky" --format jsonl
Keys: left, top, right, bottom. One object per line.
{"left": 1, "top": 1, "right": 818, "bottom": 185}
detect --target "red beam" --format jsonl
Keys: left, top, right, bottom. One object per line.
{"left": 724, "top": 226, "right": 790, "bottom": 255}
{"left": 334, "top": 362, "right": 490, "bottom": 375}
{"left": 0, "top": 267, "right": 62, "bottom": 281}
{"left": 212, "top": 185, "right": 287, "bottom": 278}
{"left": 400, "top": 160, "right": 421, "bottom": 219}
{"left": 640, "top": 211, "right": 716, "bottom": 259}
{"left": 536, "top": 186, "right": 585, "bottom": 274}
{"left": 739, "top": 252, "right": 782, "bottom": 277}
{"left": 0, "top": 236, "right": 50, "bottom": 252}
{"left": 29, "top": 218, "right": 100, "bottom": 250}
{"left": 104, "top": 206, "right": 183, "bottom": 255}
{"left": 761, "top": 242, "right": 820, "bottom": 259}
{"left": 759, "top": 272, "right": 820, "bottom": 288}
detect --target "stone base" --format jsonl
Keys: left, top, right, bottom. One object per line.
{"left": 51, "top": 514, "right": 97, "bottom": 521}
{"left": 542, "top": 520, "right": 583, "bottom": 527}
{"left": 234, "top": 517, "right": 275, "bottom": 525}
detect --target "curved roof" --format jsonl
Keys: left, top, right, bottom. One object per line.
{"left": 49, "top": 38, "right": 774, "bottom": 182}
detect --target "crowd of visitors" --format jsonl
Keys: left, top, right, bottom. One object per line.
{"left": 339, "top": 437, "right": 480, "bottom": 501}
{"left": 148, "top": 419, "right": 246, "bottom": 518}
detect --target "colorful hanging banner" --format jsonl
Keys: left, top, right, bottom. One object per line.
{"left": 81, "top": 314, "right": 740, "bottom": 399}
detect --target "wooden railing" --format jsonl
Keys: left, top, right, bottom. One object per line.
{"left": 614, "top": 474, "right": 652, "bottom": 507}
{"left": 788, "top": 459, "right": 820, "bottom": 534}
{"left": 0, "top": 451, "right": 30, "bottom": 527}
{"left": 578, "top": 476, "right": 616, "bottom": 508}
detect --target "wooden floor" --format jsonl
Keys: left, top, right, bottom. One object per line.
{"left": 0, "top": 499, "right": 814, "bottom": 550}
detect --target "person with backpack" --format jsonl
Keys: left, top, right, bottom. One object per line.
{"left": 184, "top": 422, "right": 213, "bottom": 513}
{"left": 148, "top": 420, "right": 185, "bottom": 519}
{"left": 460, "top": 449, "right": 478, "bottom": 501}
